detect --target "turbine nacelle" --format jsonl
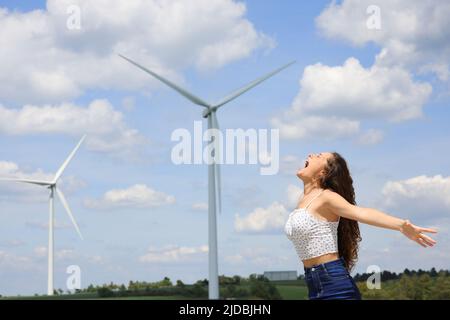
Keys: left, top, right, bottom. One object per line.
{"left": 202, "top": 107, "right": 218, "bottom": 119}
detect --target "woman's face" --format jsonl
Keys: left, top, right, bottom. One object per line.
{"left": 297, "top": 152, "right": 334, "bottom": 181}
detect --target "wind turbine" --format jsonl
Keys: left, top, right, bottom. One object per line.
{"left": 119, "top": 54, "right": 294, "bottom": 299}
{"left": 0, "top": 135, "right": 86, "bottom": 296}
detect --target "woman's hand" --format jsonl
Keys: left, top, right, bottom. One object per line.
{"left": 400, "top": 220, "right": 438, "bottom": 247}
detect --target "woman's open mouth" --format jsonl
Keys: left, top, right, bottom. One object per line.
{"left": 304, "top": 160, "right": 309, "bottom": 168}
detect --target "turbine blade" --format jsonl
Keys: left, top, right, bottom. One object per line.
{"left": 0, "top": 178, "right": 52, "bottom": 186}
{"left": 211, "top": 112, "right": 222, "bottom": 214}
{"left": 55, "top": 188, "right": 83, "bottom": 240}
{"left": 213, "top": 61, "right": 296, "bottom": 108}
{"left": 53, "top": 135, "right": 86, "bottom": 183}
{"left": 118, "top": 54, "right": 211, "bottom": 108}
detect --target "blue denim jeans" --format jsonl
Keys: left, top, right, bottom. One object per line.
{"left": 304, "top": 257, "right": 362, "bottom": 300}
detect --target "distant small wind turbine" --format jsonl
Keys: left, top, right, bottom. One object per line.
{"left": 0, "top": 135, "right": 86, "bottom": 296}
{"left": 119, "top": 54, "right": 295, "bottom": 299}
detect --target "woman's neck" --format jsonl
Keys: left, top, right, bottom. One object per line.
{"left": 303, "top": 180, "right": 321, "bottom": 196}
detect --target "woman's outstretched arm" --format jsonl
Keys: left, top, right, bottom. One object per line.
{"left": 322, "top": 190, "right": 438, "bottom": 248}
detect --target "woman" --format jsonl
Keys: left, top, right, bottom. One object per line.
{"left": 284, "top": 152, "right": 438, "bottom": 300}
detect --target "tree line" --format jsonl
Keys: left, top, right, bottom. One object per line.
{"left": 352, "top": 267, "right": 448, "bottom": 282}
{"left": 73, "top": 274, "right": 281, "bottom": 299}
{"left": 357, "top": 271, "right": 450, "bottom": 299}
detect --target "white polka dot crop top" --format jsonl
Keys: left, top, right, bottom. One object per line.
{"left": 284, "top": 189, "right": 340, "bottom": 261}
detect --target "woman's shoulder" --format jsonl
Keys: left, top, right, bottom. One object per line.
{"left": 322, "top": 189, "right": 336, "bottom": 197}
{"left": 320, "top": 189, "right": 353, "bottom": 212}
{"left": 321, "top": 189, "right": 343, "bottom": 203}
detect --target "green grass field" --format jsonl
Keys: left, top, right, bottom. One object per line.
{"left": 1, "top": 280, "right": 309, "bottom": 300}
{"left": 1, "top": 294, "right": 194, "bottom": 300}
{"left": 271, "top": 280, "right": 308, "bottom": 300}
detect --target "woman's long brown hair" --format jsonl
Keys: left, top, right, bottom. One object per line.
{"left": 318, "top": 152, "right": 361, "bottom": 271}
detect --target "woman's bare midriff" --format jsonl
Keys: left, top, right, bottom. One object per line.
{"left": 302, "top": 252, "right": 340, "bottom": 268}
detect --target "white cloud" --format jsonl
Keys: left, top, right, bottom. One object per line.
{"left": 139, "top": 244, "right": 208, "bottom": 263}
{"left": 234, "top": 201, "right": 288, "bottom": 234}
{"left": 293, "top": 58, "right": 431, "bottom": 121}
{"left": 0, "top": 161, "right": 53, "bottom": 182}
{"left": 0, "top": 99, "right": 146, "bottom": 155}
{"left": 382, "top": 175, "right": 450, "bottom": 223}
{"left": 272, "top": 115, "right": 360, "bottom": 140}
{"left": 316, "top": 0, "right": 450, "bottom": 80}
{"left": 0, "top": 160, "right": 85, "bottom": 202}
{"left": 234, "top": 184, "right": 304, "bottom": 233}
{"left": 0, "top": 0, "right": 274, "bottom": 104}
{"left": 84, "top": 184, "right": 176, "bottom": 210}
{"left": 275, "top": 2, "right": 442, "bottom": 143}
{"left": 272, "top": 58, "right": 432, "bottom": 140}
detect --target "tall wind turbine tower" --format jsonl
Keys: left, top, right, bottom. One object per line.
{"left": 119, "top": 55, "right": 294, "bottom": 299}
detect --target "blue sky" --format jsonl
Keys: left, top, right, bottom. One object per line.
{"left": 0, "top": 0, "right": 449, "bottom": 296}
